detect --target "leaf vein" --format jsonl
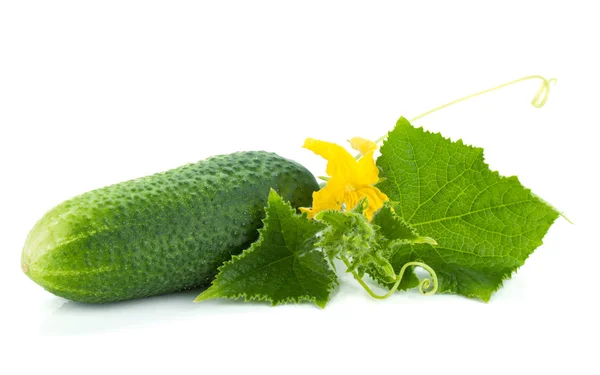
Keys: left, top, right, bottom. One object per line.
{"left": 411, "top": 200, "right": 531, "bottom": 227}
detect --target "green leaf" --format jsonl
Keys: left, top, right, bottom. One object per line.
{"left": 366, "top": 203, "right": 435, "bottom": 291}
{"left": 371, "top": 202, "right": 419, "bottom": 242}
{"left": 195, "top": 189, "right": 337, "bottom": 308}
{"left": 376, "top": 117, "right": 560, "bottom": 301}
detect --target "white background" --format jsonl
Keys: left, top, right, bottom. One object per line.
{"left": 1, "top": 1, "right": 598, "bottom": 374}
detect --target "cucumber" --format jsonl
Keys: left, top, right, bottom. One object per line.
{"left": 21, "top": 151, "right": 319, "bottom": 303}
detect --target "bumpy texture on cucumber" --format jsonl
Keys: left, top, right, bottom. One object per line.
{"left": 22, "top": 151, "right": 319, "bottom": 303}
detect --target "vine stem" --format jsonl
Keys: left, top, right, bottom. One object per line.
{"left": 374, "top": 75, "right": 556, "bottom": 144}
{"left": 341, "top": 255, "right": 438, "bottom": 299}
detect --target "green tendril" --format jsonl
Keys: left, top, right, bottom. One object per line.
{"left": 341, "top": 255, "right": 438, "bottom": 299}
{"left": 373, "top": 75, "right": 556, "bottom": 145}
{"left": 410, "top": 75, "right": 556, "bottom": 123}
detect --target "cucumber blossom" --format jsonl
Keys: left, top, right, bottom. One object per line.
{"left": 21, "top": 151, "right": 319, "bottom": 303}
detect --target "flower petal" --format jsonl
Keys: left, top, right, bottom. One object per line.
{"left": 299, "top": 206, "right": 314, "bottom": 218}
{"left": 355, "top": 185, "right": 389, "bottom": 220}
{"left": 303, "top": 178, "right": 347, "bottom": 218}
{"left": 303, "top": 138, "right": 356, "bottom": 180}
{"left": 354, "top": 150, "right": 380, "bottom": 186}
{"left": 349, "top": 137, "right": 378, "bottom": 156}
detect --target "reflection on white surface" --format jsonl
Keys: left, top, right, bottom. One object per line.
{"left": 40, "top": 288, "right": 207, "bottom": 335}
{"left": 37, "top": 271, "right": 374, "bottom": 336}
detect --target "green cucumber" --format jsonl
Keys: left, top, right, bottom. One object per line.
{"left": 21, "top": 151, "right": 319, "bottom": 303}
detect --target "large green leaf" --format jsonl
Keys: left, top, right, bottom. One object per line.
{"left": 376, "top": 117, "right": 559, "bottom": 301}
{"left": 195, "top": 190, "right": 336, "bottom": 308}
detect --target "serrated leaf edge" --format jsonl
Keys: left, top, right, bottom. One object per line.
{"left": 379, "top": 117, "right": 560, "bottom": 301}
{"left": 195, "top": 189, "right": 337, "bottom": 308}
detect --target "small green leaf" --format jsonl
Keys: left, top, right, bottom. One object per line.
{"left": 372, "top": 202, "right": 419, "bottom": 242}
{"left": 367, "top": 204, "right": 426, "bottom": 290}
{"left": 195, "top": 190, "right": 337, "bottom": 308}
{"left": 376, "top": 117, "right": 560, "bottom": 301}
{"left": 371, "top": 253, "right": 397, "bottom": 282}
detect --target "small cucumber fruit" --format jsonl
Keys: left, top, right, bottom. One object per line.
{"left": 21, "top": 151, "right": 318, "bottom": 303}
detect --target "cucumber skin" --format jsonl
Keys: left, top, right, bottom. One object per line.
{"left": 22, "top": 151, "right": 319, "bottom": 303}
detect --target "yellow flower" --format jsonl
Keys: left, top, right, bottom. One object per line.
{"left": 300, "top": 137, "right": 388, "bottom": 220}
